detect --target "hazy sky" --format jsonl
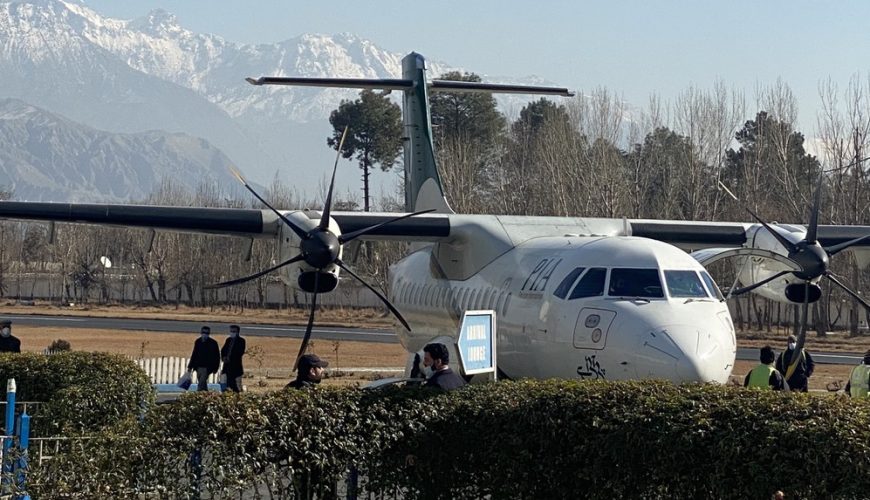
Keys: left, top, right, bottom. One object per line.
{"left": 83, "top": 0, "right": 870, "bottom": 136}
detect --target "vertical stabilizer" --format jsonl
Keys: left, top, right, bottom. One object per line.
{"left": 402, "top": 53, "right": 454, "bottom": 214}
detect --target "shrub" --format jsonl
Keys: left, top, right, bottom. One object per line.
{"left": 47, "top": 339, "right": 71, "bottom": 352}
{"left": 27, "top": 381, "right": 870, "bottom": 498}
{"left": 0, "top": 352, "right": 154, "bottom": 435}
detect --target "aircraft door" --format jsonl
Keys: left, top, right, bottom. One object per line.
{"left": 573, "top": 308, "right": 615, "bottom": 350}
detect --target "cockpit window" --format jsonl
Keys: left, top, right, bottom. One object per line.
{"left": 664, "top": 270, "right": 708, "bottom": 298}
{"left": 554, "top": 267, "right": 585, "bottom": 299}
{"left": 608, "top": 268, "right": 664, "bottom": 298}
{"left": 568, "top": 268, "right": 606, "bottom": 300}
{"left": 700, "top": 271, "right": 725, "bottom": 301}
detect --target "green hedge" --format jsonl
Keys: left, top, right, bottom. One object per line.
{"left": 0, "top": 352, "right": 154, "bottom": 435}
{"left": 30, "top": 380, "right": 870, "bottom": 498}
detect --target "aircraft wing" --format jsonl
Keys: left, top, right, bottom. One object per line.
{"left": 630, "top": 219, "right": 870, "bottom": 268}
{"left": 0, "top": 201, "right": 452, "bottom": 241}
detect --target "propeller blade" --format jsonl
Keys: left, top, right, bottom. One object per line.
{"left": 335, "top": 258, "right": 411, "bottom": 331}
{"left": 320, "top": 125, "right": 349, "bottom": 230}
{"left": 294, "top": 272, "right": 320, "bottom": 371}
{"left": 745, "top": 207, "right": 800, "bottom": 254}
{"left": 338, "top": 209, "right": 436, "bottom": 244}
{"left": 785, "top": 281, "right": 810, "bottom": 380}
{"left": 729, "top": 270, "right": 791, "bottom": 297}
{"left": 806, "top": 173, "right": 824, "bottom": 244}
{"left": 824, "top": 234, "right": 870, "bottom": 257}
{"left": 229, "top": 165, "right": 309, "bottom": 240}
{"left": 824, "top": 272, "right": 870, "bottom": 311}
{"left": 205, "top": 254, "right": 305, "bottom": 289}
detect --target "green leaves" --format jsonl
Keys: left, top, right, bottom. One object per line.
{"left": 18, "top": 379, "right": 870, "bottom": 498}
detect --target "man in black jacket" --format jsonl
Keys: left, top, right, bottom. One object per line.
{"left": 220, "top": 324, "right": 246, "bottom": 393}
{"left": 286, "top": 354, "right": 329, "bottom": 390}
{"left": 423, "top": 343, "right": 466, "bottom": 391}
{"left": 0, "top": 320, "right": 20, "bottom": 353}
{"left": 188, "top": 326, "right": 220, "bottom": 391}
{"left": 775, "top": 334, "right": 815, "bottom": 392}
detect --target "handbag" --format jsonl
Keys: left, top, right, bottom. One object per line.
{"left": 177, "top": 371, "right": 193, "bottom": 390}
{"left": 219, "top": 372, "right": 228, "bottom": 392}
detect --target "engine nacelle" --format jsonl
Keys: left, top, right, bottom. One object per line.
{"left": 691, "top": 224, "right": 820, "bottom": 305}
{"left": 276, "top": 210, "right": 342, "bottom": 293}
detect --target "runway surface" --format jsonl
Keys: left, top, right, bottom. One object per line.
{"left": 7, "top": 314, "right": 864, "bottom": 364}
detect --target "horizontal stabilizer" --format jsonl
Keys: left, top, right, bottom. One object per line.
{"left": 245, "top": 77, "right": 413, "bottom": 90}
{"left": 245, "top": 77, "right": 574, "bottom": 97}
{"left": 430, "top": 80, "right": 574, "bottom": 96}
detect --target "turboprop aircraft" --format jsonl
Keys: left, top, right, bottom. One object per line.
{"left": 1, "top": 52, "right": 869, "bottom": 385}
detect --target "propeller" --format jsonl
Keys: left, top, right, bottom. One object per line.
{"left": 721, "top": 176, "right": 870, "bottom": 380}
{"left": 210, "top": 126, "right": 435, "bottom": 369}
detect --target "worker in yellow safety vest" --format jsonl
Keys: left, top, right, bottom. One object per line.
{"left": 743, "top": 345, "right": 788, "bottom": 391}
{"left": 845, "top": 350, "right": 870, "bottom": 398}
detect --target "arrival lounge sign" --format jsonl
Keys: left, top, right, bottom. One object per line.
{"left": 457, "top": 310, "right": 497, "bottom": 379}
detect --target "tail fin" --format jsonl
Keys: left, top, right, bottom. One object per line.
{"left": 247, "top": 52, "right": 573, "bottom": 214}
{"left": 400, "top": 53, "right": 452, "bottom": 214}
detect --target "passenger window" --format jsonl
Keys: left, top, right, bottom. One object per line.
{"left": 608, "top": 268, "right": 664, "bottom": 298}
{"left": 554, "top": 267, "right": 585, "bottom": 299}
{"left": 664, "top": 270, "right": 708, "bottom": 298}
{"left": 568, "top": 268, "right": 606, "bottom": 300}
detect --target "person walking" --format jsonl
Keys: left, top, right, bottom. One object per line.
{"left": 0, "top": 320, "right": 20, "bottom": 353}
{"left": 187, "top": 326, "right": 220, "bottom": 391}
{"left": 422, "top": 343, "right": 466, "bottom": 391}
{"left": 775, "top": 334, "right": 815, "bottom": 392}
{"left": 845, "top": 350, "right": 870, "bottom": 398}
{"left": 744, "top": 345, "right": 788, "bottom": 391}
{"left": 220, "top": 324, "right": 246, "bottom": 393}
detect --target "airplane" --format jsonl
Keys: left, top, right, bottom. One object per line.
{"left": 1, "top": 52, "right": 869, "bottom": 385}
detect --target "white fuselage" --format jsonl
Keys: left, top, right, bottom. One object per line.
{"left": 390, "top": 235, "right": 736, "bottom": 384}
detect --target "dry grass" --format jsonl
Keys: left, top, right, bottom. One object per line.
{"left": 17, "top": 325, "right": 406, "bottom": 392}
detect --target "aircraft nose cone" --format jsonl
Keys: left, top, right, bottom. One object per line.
{"left": 640, "top": 325, "right": 733, "bottom": 383}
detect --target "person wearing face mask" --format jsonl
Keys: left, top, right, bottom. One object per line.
{"left": 422, "top": 343, "right": 466, "bottom": 391}
{"left": 286, "top": 354, "right": 329, "bottom": 389}
{"left": 220, "top": 325, "right": 246, "bottom": 393}
{"left": 774, "top": 334, "right": 815, "bottom": 392}
{"left": 0, "top": 320, "right": 20, "bottom": 353}
{"left": 187, "top": 326, "right": 220, "bottom": 391}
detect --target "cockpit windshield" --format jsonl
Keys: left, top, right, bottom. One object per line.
{"left": 664, "top": 270, "right": 708, "bottom": 298}
{"left": 608, "top": 268, "right": 664, "bottom": 298}
{"left": 700, "top": 271, "right": 725, "bottom": 300}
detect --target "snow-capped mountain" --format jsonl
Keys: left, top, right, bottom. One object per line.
{"left": 0, "top": 0, "right": 559, "bottom": 200}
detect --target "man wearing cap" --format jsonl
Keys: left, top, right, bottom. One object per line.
{"left": 422, "top": 343, "right": 466, "bottom": 391}
{"left": 0, "top": 320, "right": 20, "bottom": 353}
{"left": 775, "top": 335, "right": 815, "bottom": 392}
{"left": 187, "top": 326, "right": 220, "bottom": 391}
{"left": 845, "top": 350, "right": 870, "bottom": 398}
{"left": 220, "top": 325, "right": 246, "bottom": 393}
{"left": 287, "top": 354, "right": 329, "bottom": 389}
{"left": 744, "top": 345, "right": 788, "bottom": 390}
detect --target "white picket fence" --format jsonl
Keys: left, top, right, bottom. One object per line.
{"left": 135, "top": 356, "right": 219, "bottom": 385}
